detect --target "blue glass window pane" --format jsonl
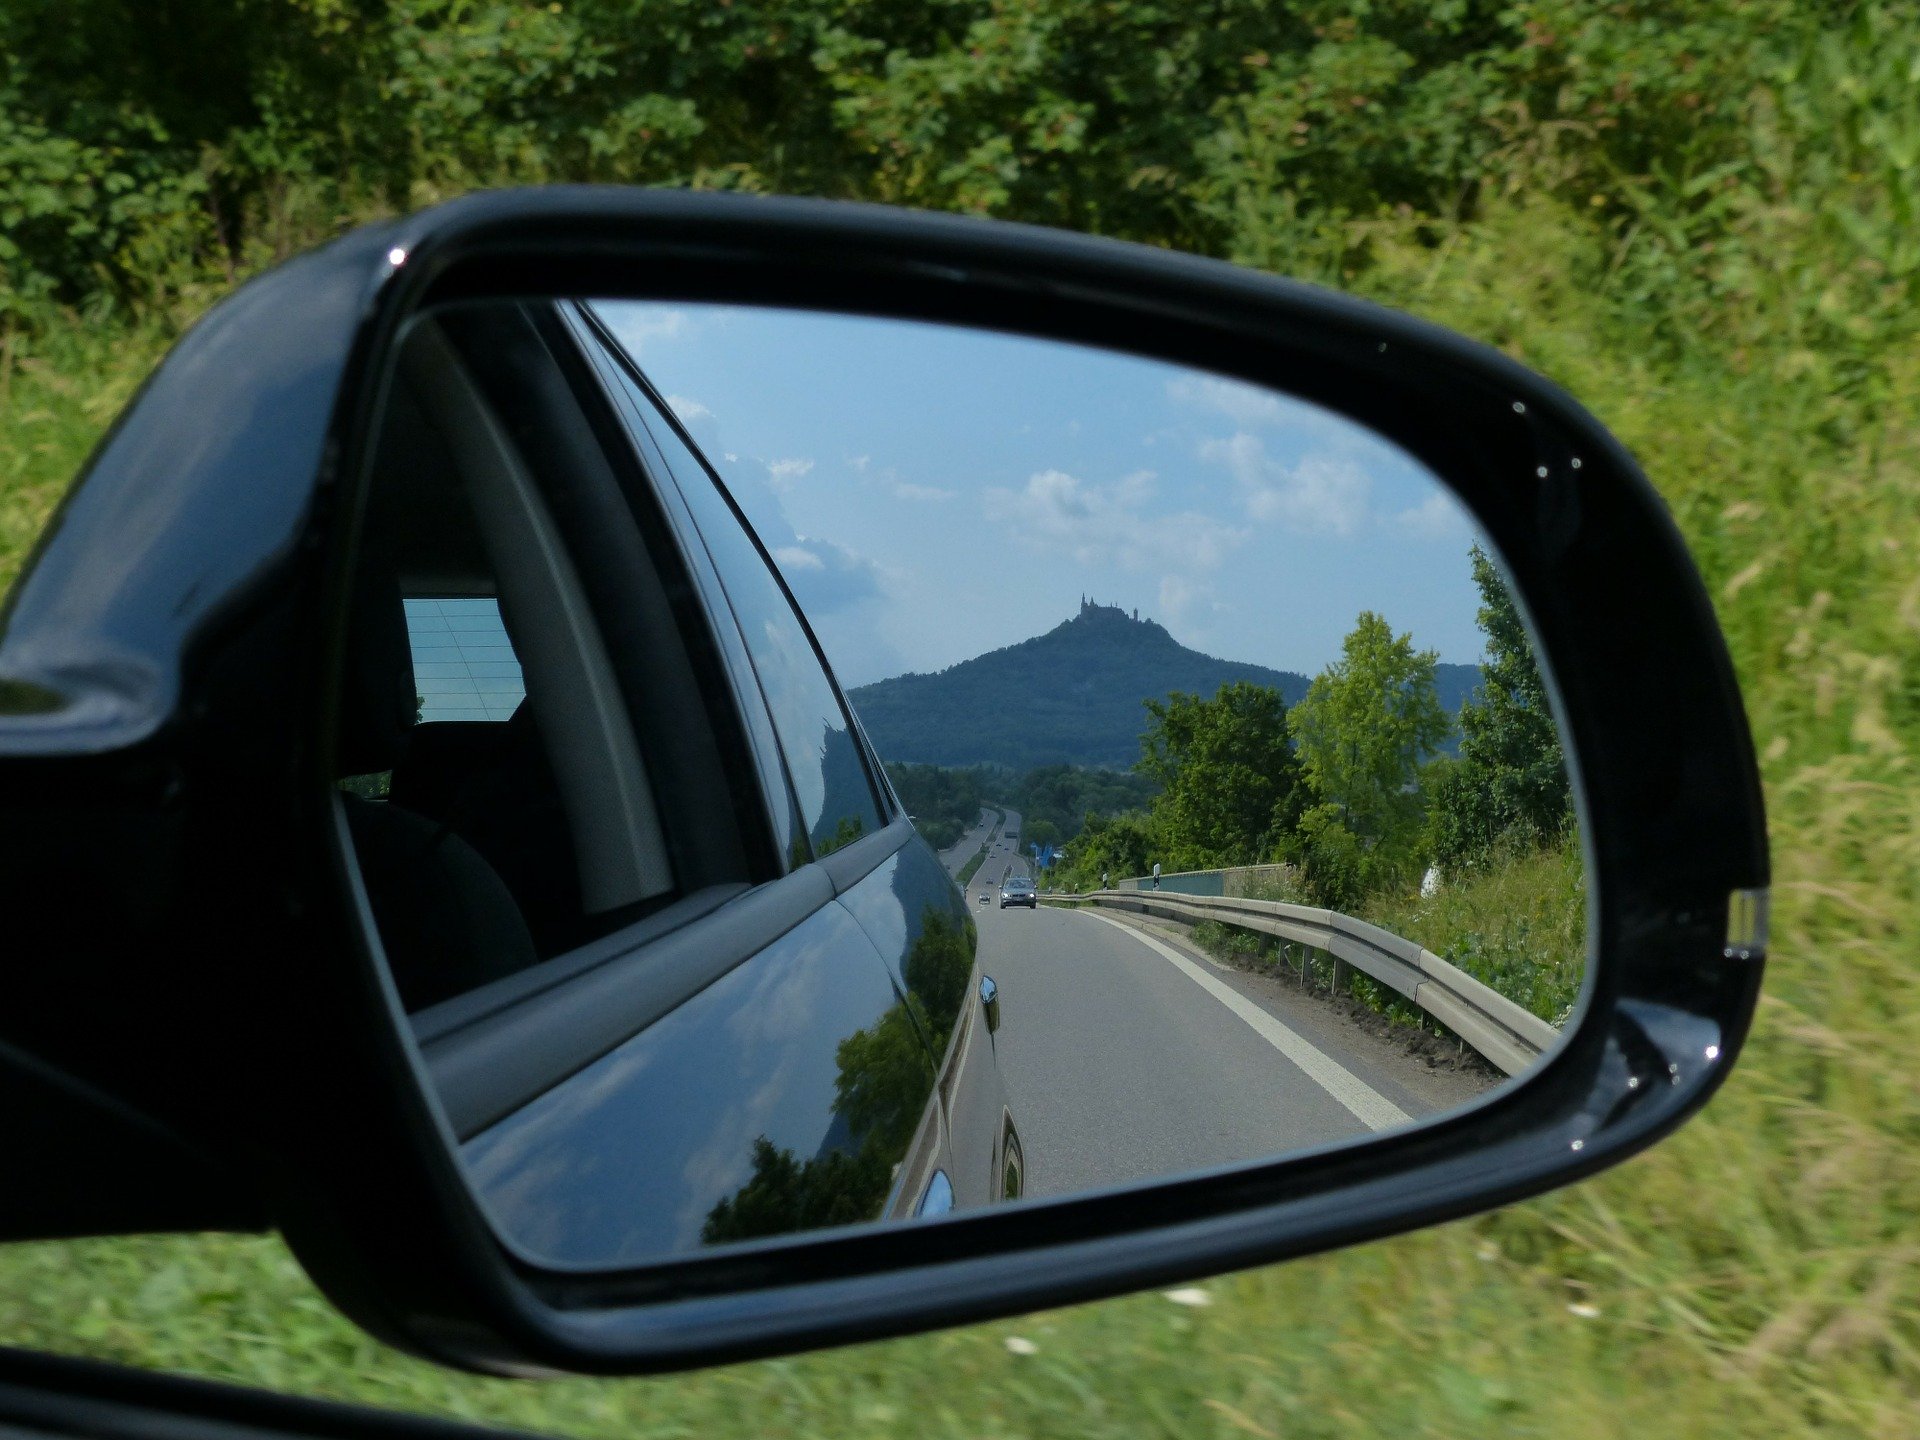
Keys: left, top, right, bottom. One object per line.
{"left": 402, "top": 598, "right": 525, "bottom": 725}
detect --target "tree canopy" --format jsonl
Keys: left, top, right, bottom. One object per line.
{"left": 1427, "top": 547, "right": 1572, "bottom": 871}
{"left": 1137, "top": 681, "right": 1306, "bottom": 870}
{"left": 1287, "top": 611, "right": 1448, "bottom": 846}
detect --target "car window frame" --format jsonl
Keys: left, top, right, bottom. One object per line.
{"left": 394, "top": 300, "right": 919, "bottom": 1145}
{"left": 568, "top": 302, "right": 896, "bottom": 856}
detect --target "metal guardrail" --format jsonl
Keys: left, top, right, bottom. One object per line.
{"left": 1110, "top": 863, "right": 1295, "bottom": 898}
{"left": 1040, "top": 889, "right": 1559, "bottom": 1077}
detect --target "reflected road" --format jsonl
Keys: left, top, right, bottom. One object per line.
{"left": 957, "top": 808, "right": 1492, "bottom": 1198}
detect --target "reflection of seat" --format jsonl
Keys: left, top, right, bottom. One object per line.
{"left": 337, "top": 556, "right": 537, "bottom": 1011}
{"left": 390, "top": 705, "right": 585, "bottom": 956}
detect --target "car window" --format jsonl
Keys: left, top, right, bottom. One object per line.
{"left": 404, "top": 598, "right": 525, "bottom": 721}
{"left": 583, "top": 327, "right": 887, "bottom": 859}
{"left": 337, "top": 304, "right": 755, "bottom": 1010}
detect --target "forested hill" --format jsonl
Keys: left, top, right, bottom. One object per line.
{"left": 848, "top": 600, "right": 1478, "bottom": 770}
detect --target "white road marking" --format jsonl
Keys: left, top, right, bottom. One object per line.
{"left": 1079, "top": 910, "right": 1410, "bottom": 1133}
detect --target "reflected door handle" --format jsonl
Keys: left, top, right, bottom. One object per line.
{"left": 980, "top": 975, "right": 1001, "bottom": 1034}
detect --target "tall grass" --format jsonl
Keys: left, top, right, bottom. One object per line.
{"left": 0, "top": 313, "right": 177, "bottom": 579}
{"left": 1364, "top": 840, "right": 1586, "bottom": 1026}
{"left": 3, "top": 9, "right": 1920, "bottom": 1432}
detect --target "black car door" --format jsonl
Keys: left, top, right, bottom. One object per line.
{"left": 335, "top": 298, "right": 956, "bottom": 1262}
{"left": 540, "top": 304, "right": 965, "bottom": 1239}
{"left": 569, "top": 306, "right": 1016, "bottom": 1216}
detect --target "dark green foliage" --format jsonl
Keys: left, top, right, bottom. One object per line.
{"left": 1022, "top": 818, "right": 1061, "bottom": 854}
{"left": 901, "top": 910, "right": 974, "bottom": 1055}
{"left": 885, "top": 759, "right": 1156, "bottom": 853}
{"left": 3, "top": 0, "right": 1827, "bottom": 343}
{"left": 1058, "top": 813, "right": 1156, "bottom": 892}
{"left": 1426, "top": 546, "right": 1572, "bottom": 872}
{"left": 830, "top": 1002, "right": 935, "bottom": 1162}
{"left": 1006, "top": 763, "right": 1158, "bottom": 843}
{"left": 815, "top": 812, "right": 867, "bottom": 857}
{"left": 885, "top": 762, "right": 986, "bottom": 851}
{"left": 704, "top": 905, "right": 974, "bottom": 1246}
{"left": 852, "top": 604, "right": 1477, "bottom": 773}
{"left": 850, "top": 603, "right": 1309, "bottom": 770}
{"left": 700, "top": 1137, "right": 891, "bottom": 1247}
{"left": 1137, "top": 681, "right": 1306, "bottom": 870}
{"left": 4, "top": 3, "right": 1918, "bottom": 1427}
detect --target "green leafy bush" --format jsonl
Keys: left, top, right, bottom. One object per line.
{"left": 6, "top": 3, "right": 1920, "bottom": 1433}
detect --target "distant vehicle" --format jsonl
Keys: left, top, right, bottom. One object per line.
{"left": 978, "top": 893, "right": 991, "bottom": 905}
{"left": 999, "top": 876, "right": 1038, "bottom": 910}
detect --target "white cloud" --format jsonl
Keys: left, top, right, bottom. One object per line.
{"left": 1391, "top": 490, "right": 1469, "bottom": 540}
{"left": 607, "top": 305, "right": 689, "bottom": 356}
{"left": 772, "top": 545, "right": 826, "bottom": 572}
{"left": 1201, "top": 433, "right": 1371, "bottom": 535}
{"left": 985, "top": 467, "right": 1244, "bottom": 573}
{"left": 849, "top": 454, "right": 871, "bottom": 473}
{"left": 766, "top": 457, "right": 816, "bottom": 490}
{"left": 892, "top": 482, "right": 955, "bottom": 502}
{"left": 663, "top": 393, "right": 711, "bottom": 423}
{"left": 1158, "top": 574, "right": 1201, "bottom": 621}
{"left": 1167, "top": 374, "right": 1291, "bottom": 428}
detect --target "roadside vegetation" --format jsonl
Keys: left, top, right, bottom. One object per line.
{"left": 884, "top": 761, "right": 1155, "bottom": 857}
{"left": 955, "top": 844, "right": 988, "bottom": 889}
{"left": 3, "top": 2, "right": 1917, "bottom": 1434}
{"left": 885, "top": 762, "right": 988, "bottom": 851}
{"left": 1054, "top": 548, "right": 1580, "bottom": 1030}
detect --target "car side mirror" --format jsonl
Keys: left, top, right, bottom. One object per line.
{"left": 0, "top": 189, "right": 1766, "bottom": 1376}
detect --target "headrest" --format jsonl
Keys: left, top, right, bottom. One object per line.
{"left": 335, "top": 543, "right": 416, "bottom": 777}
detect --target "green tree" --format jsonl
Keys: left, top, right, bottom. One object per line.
{"left": 1061, "top": 811, "right": 1156, "bottom": 890}
{"left": 885, "top": 762, "right": 988, "bottom": 850}
{"left": 700, "top": 1137, "right": 892, "bottom": 1247}
{"left": 1009, "top": 764, "right": 1158, "bottom": 838}
{"left": 1427, "top": 546, "right": 1571, "bottom": 871}
{"left": 900, "top": 910, "right": 975, "bottom": 1057}
{"left": 1286, "top": 612, "right": 1448, "bottom": 897}
{"left": 1136, "top": 681, "right": 1305, "bottom": 869}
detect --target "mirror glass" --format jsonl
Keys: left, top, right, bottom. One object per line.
{"left": 338, "top": 298, "right": 1587, "bottom": 1270}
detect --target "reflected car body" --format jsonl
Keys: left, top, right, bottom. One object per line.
{"left": 341, "top": 299, "right": 1024, "bottom": 1258}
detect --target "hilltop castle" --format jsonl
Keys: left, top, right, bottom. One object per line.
{"left": 1079, "top": 595, "right": 1141, "bottom": 623}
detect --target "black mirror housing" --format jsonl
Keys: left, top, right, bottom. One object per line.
{"left": 0, "top": 188, "right": 1767, "bottom": 1375}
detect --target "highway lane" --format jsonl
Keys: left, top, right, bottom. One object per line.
{"left": 951, "top": 806, "right": 1031, "bottom": 898}
{"left": 973, "top": 890, "right": 1490, "bottom": 1199}
{"left": 937, "top": 805, "right": 1001, "bottom": 879}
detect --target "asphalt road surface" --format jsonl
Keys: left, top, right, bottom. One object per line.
{"left": 937, "top": 806, "right": 1004, "bottom": 879}
{"left": 942, "top": 805, "right": 1032, "bottom": 894}
{"left": 956, "top": 810, "right": 1492, "bottom": 1198}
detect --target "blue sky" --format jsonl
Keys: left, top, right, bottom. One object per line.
{"left": 597, "top": 302, "right": 1489, "bottom": 690}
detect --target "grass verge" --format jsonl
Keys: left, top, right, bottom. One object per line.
{"left": 4, "top": 173, "right": 1919, "bottom": 1434}
{"left": 955, "top": 845, "right": 987, "bottom": 887}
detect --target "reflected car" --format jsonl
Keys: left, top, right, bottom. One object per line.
{"left": 331, "top": 299, "right": 1023, "bottom": 1256}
